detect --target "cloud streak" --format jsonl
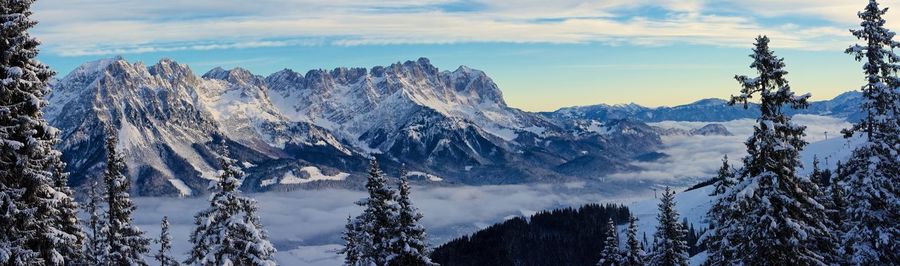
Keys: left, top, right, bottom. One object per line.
{"left": 31, "top": 0, "right": 872, "bottom": 56}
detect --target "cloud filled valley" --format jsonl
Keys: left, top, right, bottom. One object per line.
{"left": 128, "top": 114, "right": 857, "bottom": 265}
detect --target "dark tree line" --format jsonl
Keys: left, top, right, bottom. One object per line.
{"left": 431, "top": 204, "right": 631, "bottom": 266}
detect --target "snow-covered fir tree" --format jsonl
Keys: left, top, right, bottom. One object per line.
{"left": 712, "top": 36, "right": 834, "bottom": 265}
{"left": 354, "top": 159, "right": 400, "bottom": 266}
{"left": 828, "top": 181, "right": 848, "bottom": 235}
{"left": 339, "top": 215, "right": 362, "bottom": 266}
{"left": 649, "top": 187, "right": 688, "bottom": 266}
{"left": 83, "top": 181, "right": 108, "bottom": 265}
{"left": 829, "top": 161, "right": 851, "bottom": 263}
{"left": 0, "top": 0, "right": 84, "bottom": 264}
{"left": 389, "top": 171, "right": 436, "bottom": 266}
{"left": 711, "top": 155, "right": 736, "bottom": 196}
{"left": 597, "top": 218, "right": 621, "bottom": 266}
{"left": 809, "top": 156, "right": 840, "bottom": 234}
{"left": 810, "top": 156, "right": 830, "bottom": 187}
{"left": 186, "top": 142, "right": 276, "bottom": 266}
{"left": 842, "top": 0, "right": 900, "bottom": 263}
{"left": 51, "top": 155, "right": 84, "bottom": 264}
{"left": 103, "top": 133, "right": 151, "bottom": 265}
{"left": 620, "top": 215, "right": 645, "bottom": 266}
{"left": 155, "top": 216, "right": 179, "bottom": 266}
{"left": 830, "top": 179, "right": 850, "bottom": 265}
{"left": 702, "top": 155, "right": 738, "bottom": 265}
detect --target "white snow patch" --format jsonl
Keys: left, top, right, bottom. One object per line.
{"left": 690, "top": 251, "right": 709, "bottom": 266}
{"left": 167, "top": 179, "right": 193, "bottom": 197}
{"left": 280, "top": 166, "right": 350, "bottom": 184}
{"left": 483, "top": 126, "right": 517, "bottom": 141}
{"left": 260, "top": 177, "right": 277, "bottom": 187}
{"left": 407, "top": 171, "right": 443, "bottom": 182}
{"left": 200, "top": 170, "right": 219, "bottom": 181}
{"left": 276, "top": 244, "right": 344, "bottom": 266}
{"left": 522, "top": 126, "right": 547, "bottom": 137}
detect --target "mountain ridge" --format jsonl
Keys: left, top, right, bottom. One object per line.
{"left": 545, "top": 91, "right": 863, "bottom": 123}
{"left": 47, "top": 57, "right": 666, "bottom": 196}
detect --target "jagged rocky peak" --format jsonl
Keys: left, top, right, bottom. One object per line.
{"left": 449, "top": 65, "right": 506, "bottom": 106}
{"left": 262, "top": 57, "right": 507, "bottom": 106}
{"left": 202, "top": 66, "right": 263, "bottom": 86}
{"left": 148, "top": 58, "right": 197, "bottom": 82}
{"left": 265, "top": 68, "right": 304, "bottom": 88}
{"left": 98, "top": 57, "right": 150, "bottom": 81}
{"left": 330, "top": 67, "right": 368, "bottom": 85}
{"left": 299, "top": 69, "right": 337, "bottom": 93}
{"left": 385, "top": 57, "right": 440, "bottom": 78}
{"left": 63, "top": 57, "right": 202, "bottom": 86}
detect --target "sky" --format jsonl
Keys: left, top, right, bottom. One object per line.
{"left": 30, "top": 0, "right": 899, "bottom": 111}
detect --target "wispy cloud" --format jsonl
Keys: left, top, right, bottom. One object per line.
{"left": 56, "top": 40, "right": 315, "bottom": 57}
{"left": 31, "top": 0, "right": 876, "bottom": 56}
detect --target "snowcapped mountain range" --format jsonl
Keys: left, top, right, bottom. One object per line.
{"left": 45, "top": 57, "right": 864, "bottom": 196}
{"left": 546, "top": 90, "right": 864, "bottom": 123}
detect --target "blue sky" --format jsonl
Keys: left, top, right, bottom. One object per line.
{"left": 31, "top": 0, "right": 895, "bottom": 111}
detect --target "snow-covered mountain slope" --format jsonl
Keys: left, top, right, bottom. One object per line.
{"left": 47, "top": 57, "right": 221, "bottom": 196}
{"left": 47, "top": 57, "right": 664, "bottom": 196}
{"left": 251, "top": 58, "right": 661, "bottom": 183}
{"left": 199, "top": 67, "right": 351, "bottom": 156}
{"left": 547, "top": 91, "right": 864, "bottom": 123}
{"left": 47, "top": 58, "right": 367, "bottom": 196}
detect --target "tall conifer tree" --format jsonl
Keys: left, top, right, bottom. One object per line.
{"left": 703, "top": 156, "right": 738, "bottom": 265}
{"left": 339, "top": 215, "right": 362, "bottom": 266}
{"left": 355, "top": 159, "right": 400, "bottom": 266}
{"left": 390, "top": 172, "right": 435, "bottom": 266}
{"left": 598, "top": 218, "right": 622, "bottom": 266}
{"left": 620, "top": 215, "right": 644, "bottom": 266}
{"left": 650, "top": 187, "right": 688, "bottom": 266}
{"left": 711, "top": 155, "right": 736, "bottom": 196}
{"left": 155, "top": 216, "right": 179, "bottom": 266}
{"left": 103, "top": 133, "right": 150, "bottom": 265}
{"left": 842, "top": 1, "right": 900, "bottom": 263}
{"left": 712, "top": 36, "right": 833, "bottom": 265}
{"left": 0, "top": 0, "right": 84, "bottom": 264}
{"left": 83, "top": 181, "right": 108, "bottom": 265}
{"left": 186, "top": 143, "right": 276, "bottom": 266}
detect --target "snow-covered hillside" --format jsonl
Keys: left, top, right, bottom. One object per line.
{"left": 626, "top": 132, "right": 862, "bottom": 265}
